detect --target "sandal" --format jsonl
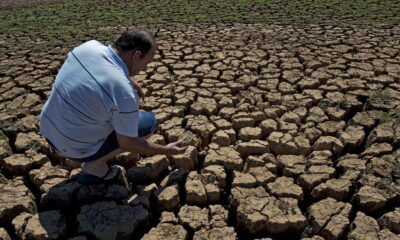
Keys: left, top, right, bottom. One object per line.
{"left": 78, "top": 165, "right": 120, "bottom": 184}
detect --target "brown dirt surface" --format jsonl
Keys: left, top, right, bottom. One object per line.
{"left": 1, "top": 19, "right": 400, "bottom": 240}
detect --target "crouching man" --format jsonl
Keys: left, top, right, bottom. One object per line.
{"left": 40, "top": 29, "right": 187, "bottom": 183}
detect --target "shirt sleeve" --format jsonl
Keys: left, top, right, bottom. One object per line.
{"left": 111, "top": 95, "right": 139, "bottom": 137}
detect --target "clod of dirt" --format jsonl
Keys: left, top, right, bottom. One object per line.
{"left": 0, "top": 177, "right": 36, "bottom": 225}
{"left": 154, "top": 185, "right": 180, "bottom": 211}
{"left": 347, "top": 211, "right": 399, "bottom": 240}
{"left": 142, "top": 223, "right": 188, "bottom": 240}
{"left": 308, "top": 197, "right": 352, "bottom": 240}
{"left": 378, "top": 208, "right": 400, "bottom": 234}
{"left": 0, "top": 228, "right": 11, "bottom": 240}
{"left": 77, "top": 201, "right": 149, "bottom": 240}
{"left": 127, "top": 155, "right": 170, "bottom": 182}
{"left": 169, "top": 146, "right": 197, "bottom": 170}
{"left": 203, "top": 146, "right": 244, "bottom": 171}
{"left": 22, "top": 210, "right": 67, "bottom": 240}
{"left": 311, "top": 178, "right": 352, "bottom": 201}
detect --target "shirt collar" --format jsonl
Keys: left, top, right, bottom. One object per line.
{"left": 106, "top": 45, "right": 129, "bottom": 77}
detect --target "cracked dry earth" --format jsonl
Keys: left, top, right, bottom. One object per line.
{"left": 1, "top": 23, "right": 400, "bottom": 240}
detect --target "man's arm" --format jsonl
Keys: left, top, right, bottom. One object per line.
{"left": 116, "top": 132, "right": 187, "bottom": 155}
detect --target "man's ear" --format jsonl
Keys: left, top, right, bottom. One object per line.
{"left": 132, "top": 50, "right": 142, "bottom": 60}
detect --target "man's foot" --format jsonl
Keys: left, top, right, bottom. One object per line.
{"left": 78, "top": 165, "right": 120, "bottom": 184}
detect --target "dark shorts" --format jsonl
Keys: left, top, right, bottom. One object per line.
{"left": 47, "top": 111, "right": 157, "bottom": 163}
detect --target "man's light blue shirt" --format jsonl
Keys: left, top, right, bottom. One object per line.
{"left": 40, "top": 40, "right": 140, "bottom": 158}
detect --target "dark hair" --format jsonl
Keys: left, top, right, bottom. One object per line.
{"left": 114, "top": 29, "right": 156, "bottom": 58}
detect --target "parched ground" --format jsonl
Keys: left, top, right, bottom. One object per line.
{"left": 1, "top": 1, "right": 400, "bottom": 240}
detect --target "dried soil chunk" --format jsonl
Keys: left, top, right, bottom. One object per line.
{"left": 313, "top": 136, "right": 344, "bottom": 155}
{"left": 311, "top": 179, "right": 352, "bottom": 201}
{"left": 232, "top": 117, "right": 255, "bottom": 131}
{"left": 23, "top": 210, "right": 67, "bottom": 240}
{"left": 185, "top": 171, "right": 207, "bottom": 205}
{"left": 2, "top": 153, "right": 48, "bottom": 175}
{"left": 0, "top": 228, "right": 10, "bottom": 240}
{"left": 204, "top": 147, "right": 243, "bottom": 171}
{"left": 230, "top": 186, "right": 269, "bottom": 209}
{"left": 339, "top": 126, "right": 366, "bottom": 152}
{"left": 347, "top": 211, "right": 381, "bottom": 240}
{"left": 212, "top": 130, "right": 231, "bottom": 147}
{"left": 369, "top": 122, "right": 395, "bottom": 143}
{"left": 361, "top": 143, "right": 393, "bottom": 158}
{"left": 351, "top": 111, "right": 377, "bottom": 129}
{"left": 204, "top": 184, "right": 220, "bottom": 203}
{"left": 354, "top": 185, "right": 387, "bottom": 213}
{"left": 169, "top": 146, "right": 197, "bottom": 170}
{"left": 142, "top": 223, "right": 188, "bottom": 240}
{"left": 268, "top": 131, "right": 297, "bottom": 155}
{"left": 235, "top": 140, "right": 269, "bottom": 157}
{"left": 155, "top": 185, "right": 180, "bottom": 211}
{"left": 178, "top": 205, "right": 209, "bottom": 231}
{"left": 0, "top": 177, "right": 36, "bottom": 224}
{"left": 193, "top": 227, "right": 237, "bottom": 240}
{"left": 267, "top": 177, "right": 303, "bottom": 201}
{"left": 379, "top": 208, "right": 400, "bottom": 234}
{"left": 159, "top": 212, "right": 178, "bottom": 224}
{"left": 237, "top": 195, "right": 306, "bottom": 235}
{"left": 299, "top": 173, "right": 330, "bottom": 192}
{"left": 276, "top": 155, "right": 306, "bottom": 178}
{"left": 378, "top": 229, "right": 400, "bottom": 239}
{"left": 248, "top": 167, "right": 276, "bottom": 186}
{"left": 185, "top": 115, "right": 217, "bottom": 142}
{"left": 14, "top": 132, "right": 47, "bottom": 153}
{"left": 308, "top": 198, "right": 352, "bottom": 240}
{"left": 260, "top": 119, "right": 278, "bottom": 137}
{"left": 190, "top": 97, "right": 218, "bottom": 116}
{"left": 209, "top": 204, "right": 229, "bottom": 228}
{"left": 40, "top": 181, "right": 81, "bottom": 208}
{"left": 78, "top": 201, "right": 149, "bottom": 240}
{"left": 232, "top": 171, "right": 257, "bottom": 188}
{"left": 238, "top": 127, "right": 262, "bottom": 141}
{"left": 29, "top": 162, "right": 69, "bottom": 193}
{"left": 336, "top": 154, "right": 367, "bottom": 173}
{"left": 201, "top": 165, "right": 227, "bottom": 188}
{"left": 159, "top": 168, "right": 188, "bottom": 187}
{"left": 75, "top": 184, "right": 131, "bottom": 206}
{"left": 127, "top": 155, "right": 169, "bottom": 182}
{"left": 317, "top": 121, "right": 346, "bottom": 135}
{"left": 0, "top": 138, "right": 12, "bottom": 159}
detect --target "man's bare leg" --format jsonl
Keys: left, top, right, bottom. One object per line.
{"left": 80, "top": 133, "right": 154, "bottom": 178}
{"left": 81, "top": 148, "right": 124, "bottom": 178}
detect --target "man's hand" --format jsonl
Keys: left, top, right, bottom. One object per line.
{"left": 164, "top": 140, "right": 188, "bottom": 155}
{"left": 130, "top": 77, "right": 145, "bottom": 100}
